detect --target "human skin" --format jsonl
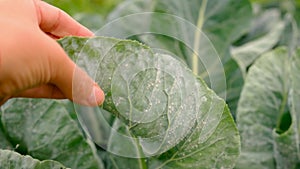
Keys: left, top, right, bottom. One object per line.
{"left": 0, "top": 0, "right": 105, "bottom": 106}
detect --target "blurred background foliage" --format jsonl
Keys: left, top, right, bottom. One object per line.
{"left": 45, "top": 0, "right": 300, "bottom": 19}
{"left": 45, "top": 0, "right": 123, "bottom": 16}
{"left": 44, "top": 0, "right": 300, "bottom": 34}
{"left": 44, "top": 0, "right": 123, "bottom": 30}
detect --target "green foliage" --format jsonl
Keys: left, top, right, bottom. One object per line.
{"left": 44, "top": 0, "right": 122, "bottom": 17}
{"left": 1, "top": 0, "right": 300, "bottom": 168}
{"left": 44, "top": 0, "right": 122, "bottom": 31}
{"left": 59, "top": 36, "right": 240, "bottom": 169}
{"left": 104, "top": 0, "right": 253, "bottom": 115}
{"left": 236, "top": 48, "right": 300, "bottom": 169}
{"left": 0, "top": 149, "right": 67, "bottom": 169}
{"left": 1, "top": 99, "right": 104, "bottom": 169}
{"left": 231, "top": 9, "right": 285, "bottom": 78}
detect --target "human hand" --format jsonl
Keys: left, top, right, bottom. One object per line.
{"left": 0, "top": 0, "right": 104, "bottom": 106}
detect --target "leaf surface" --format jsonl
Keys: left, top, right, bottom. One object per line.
{"left": 0, "top": 149, "right": 67, "bottom": 169}
{"left": 58, "top": 36, "right": 240, "bottom": 169}
{"left": 236, "top": 47, "right": 300, "bottom": 169}
{"left": 1, "top": 99, "right": 104, "bottom": 169}
{"left": 231, "top": 10, "right": 285, "bottom": 78}
{"left": 0, "top": 110, "right": 12, "bottom": 150}
{"left": 104, "top": 0, "right": 253, "bottom": 115}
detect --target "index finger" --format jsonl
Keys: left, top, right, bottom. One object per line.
{"left": 35, "top": 1, "right": 93, "bottom": 38}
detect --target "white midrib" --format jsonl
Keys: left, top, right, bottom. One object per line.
{"left": 192, "top": 0, "right": 208, "bottom": 75}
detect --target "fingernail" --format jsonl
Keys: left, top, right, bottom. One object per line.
{"left": 87, "top": 84, "right": 105, "bottom": 106}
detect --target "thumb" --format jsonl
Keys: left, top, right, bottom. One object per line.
{"left": 48, "top": 38, "right": 105, "bottom": 106}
